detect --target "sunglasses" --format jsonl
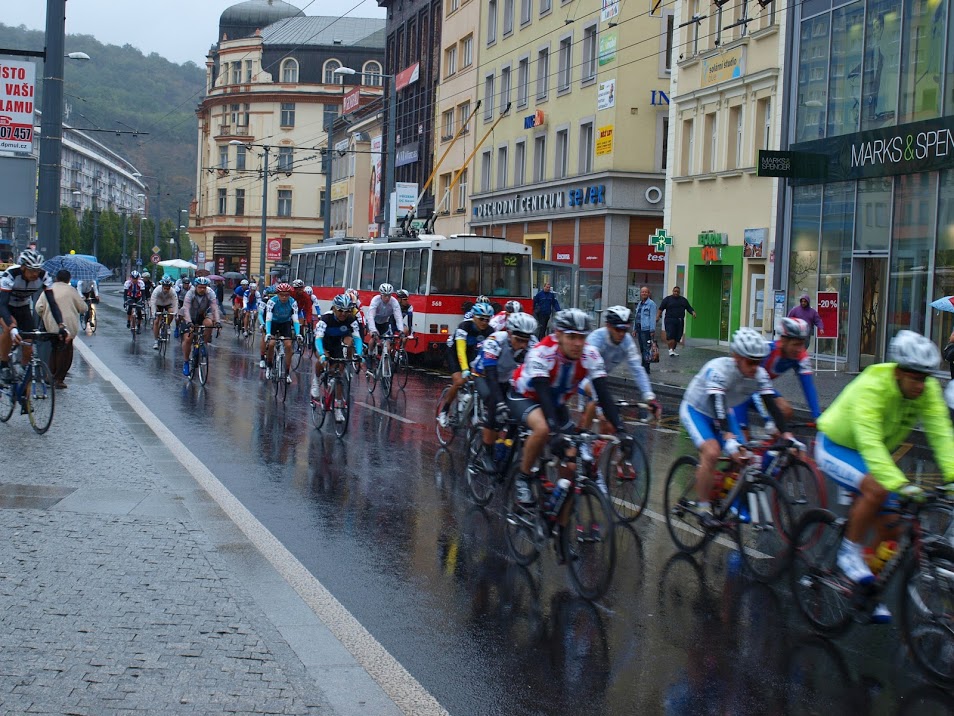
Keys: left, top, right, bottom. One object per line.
{"left": 511, "top": 335, "right": 530, "bottom": 344}
{"left": 899, "top": 370, "right": 928, "bottom": 383}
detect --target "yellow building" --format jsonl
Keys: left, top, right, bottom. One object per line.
{"left": 327, "top": 108, "right": 383, "bottom": 239}
{"left": 664, "top": 1, "right": 785, "bottom": 343}
{"left": 191, "top": 2, "right": 384, "bottom": 280}
{"left": 468, "top": 0, "right": 669, "bottom": 316}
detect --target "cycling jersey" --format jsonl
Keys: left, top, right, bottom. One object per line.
{"left": 762, "top": 340, "right": 821, "bottom": 417}
{"left": 682, "top": 356, "right": 775, "bottom": 420}
{"left": 142, "top": 280, "right": 154, "bottom": 297}
{"left": 232, "top": 285, "right": 246, "bottom": 300}
{"left": 512, "top": 335, "right": 607, "bottom": 405}
{"left": 448, "top": 318, "right": 494, "bottom": 369}
{"left": 264, "top": 296, "right": 300, "bottom": 336}
{"left": 585, "top": 327, "right": 654, "bottom": 400}
{"left": 150, "top": 286, "right": 179, "bottom": 314}
{"left": 315, "top": 310, "right": 363, "bottom": 358}
{"left": 123, "top": 279, "right": 145, "bottom": 301}
{"left": 395, "top": 304, "right": 413, "bottom": 332}
{"left": 77, "top": 279, "right": 99, "bottom": 298}
{"left": 366, "top": 295, "right": 403, "bottom": 333}
{"left": 0, "top": 266, "right": 62, "bottom": 325}
{"left": 489, "top": 310, "right": 509, "bottom": 332}
{"left": 180, "top": 288, "right": 221, "bottom": 325}
{"left": 472, "top": 330, "right": 536, "bottom": 382}
{"left": 310, "top": 295, "right": 320, "bottom": 318}
{"left": 292, "top": 288, "right": 312, "bottom": 324}
{"left": 817, "top": 362, "right": 954, "bottom": 492}
{"left": 243, "top": 290, "right": 261, "bottom": 311}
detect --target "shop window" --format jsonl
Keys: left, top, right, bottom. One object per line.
{"left": 819, "top": 182, "right": 855, "bottom": 356}
{"left": 934, "top": 170, "right": 954, "bottom": 344}
{"left": 826, "top": 2, "right": 864, "bottom": 137}
{"left": 855, "top": 178, "right": 892, "bottom": 251}
{"left": 788, "top": 185, "right": 822, "bottom": 300}
{"left": 898, "top": 0, "right": 945, "bottom": 124}
{"left": 795, "top": 13, "right": 830, "bottom": 141}
{"left": 861, "top": 1, "right": 902, "bottom": 131}
{"left": 887, "top": 173, "right": 937, "bottom": 339}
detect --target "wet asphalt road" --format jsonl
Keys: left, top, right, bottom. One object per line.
{"left": 79, "top": 292, "right": 953, "bottom": 715}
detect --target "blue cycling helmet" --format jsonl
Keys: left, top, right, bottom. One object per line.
{"left": 471, "top": 302, "right": 494, "bottom": 318}
{"left": 193, "top": 276, "right": 212, "bottom": 286}
{"left": 332, "top": 294, "right": 351, "bottom": 311}
{"left": 265, "top": 285, "right": 278, "bottom": 295}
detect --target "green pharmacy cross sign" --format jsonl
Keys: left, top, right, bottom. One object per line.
{"left": 649, "top": 228, "right": 673, "bottom": 253}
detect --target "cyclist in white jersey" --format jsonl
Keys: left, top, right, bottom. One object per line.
{"left": 150, "top": 277, "right": 180, "bottom": 349}
{"left": 366, "top": 283, "right": 403, "bottom": 352}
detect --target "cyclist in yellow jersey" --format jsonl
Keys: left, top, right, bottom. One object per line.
{"left": 815, "top": 331, "right": 954, "bottom": 621}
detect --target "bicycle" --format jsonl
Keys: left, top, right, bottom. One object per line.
{"left": 155, "top": 309, "right": 174, "bottom": 358}
{"left": 80, "top": 298, "right": 97, "bottom": 334}
{"left": 126, "top": 300, "right": 145, "bottom": 338}
{"left": 291, "top": 326, "right": 308, "bottom": 372}
{"left": 598, "top": 401, "right": 654, "bottom": 523}
{"left": 393, "top": 334, "right": 416, "bottom": 390}
{"left": 143, "top": 301, "right": 153, "bottom": 326}
{"left": 311, "top": 355, "right": 353, "bottom": 437}
{"left": 435, "top": 378, "right": 483, "bottom": 447}
{"left": 790, "top": 485, "right": 954, "bottom": 683}
{"left": 664, "top": 440, "right": 797, "bottom": 583}
{"left": 466, "top": 416, "right": 529, "bottom": 507}
{"left": 0, "top": 330, "right": 58, "bottom": 434}
{"left": 266, "top": 335, "right": 294, "bottom": 401}
{"left": 186, "top": 324, "right": 212, "bottom": 385}
{"left": 366, "top": 330, "right": 396, "bottom": 398}
{"left": 503, "top": 430, "right": 618, "bottom": 600}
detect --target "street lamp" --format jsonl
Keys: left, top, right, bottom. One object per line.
{"left": 131, "top": 172, "right": 162, "bottom": 253}
{"left": 135, "top": 193, "right": 146, "bottom": 266}
{"left": 230, "top": 139, "right": 271, "bottom": 279}
{"left": 332, "top": 66, "right": 394, "bottom": 237}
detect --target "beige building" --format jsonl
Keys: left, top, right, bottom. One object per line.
{"left": 664, "top": 1, "right": 786, "bottom": 343}
{"left": 328, "top": 108, "right": 383, "bottom": 239}
{"left": 191, "top": 1, "right": 384, "bottom": 280}
{"left": 431, "top": 0, "right": 481, "bottom": 235}
{"left": 468, "top": 0, "right": 668, "bottom": 317}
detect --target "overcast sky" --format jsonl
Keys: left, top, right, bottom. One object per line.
{"left": 4, "top": 0, "right": 385, "bottom": 65}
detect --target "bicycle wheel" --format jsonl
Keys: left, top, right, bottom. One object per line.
{"left": 900, "top": 540, "right": 954, "bottom": 684}
{"left": 292, "top": 341, "right": 304, "bottom": 372}
{"left": 504, "top": 469, "right": 545, "bottom": 566}
{"left": 89, "top": 307, "right": 96, "bottom": 334}
{"left": 435, "top": 385, "right": 457, "bottom": 446}
{"left": 735, "top": 475, "right": 795, "bottom": 583}
{"left": 789, "top": 508, "right": 854, "bottom": 635}
{"left": 312, "top": 381, "right": 329, "bottom": 430}
{"left": 196, "top": 345, "right": 209, "bottom": 385}
{"left": 0, "top": 381, "right": 15, "bottom": 423}
{"left": 466, "top": 430, "right": 496, "bottom": 506}
{"left": 777, "top": 457, "right": 827, "bottom": 523}
{"left": 365, "top": 351, "right": 379, "bottom": 394}
{"left": 25, "top": 361, "right": 55, "bottom": 435}
{"left": 397, "top": 350, "right": 410, "bottom": 389}
{"left": 664, "top": 455, "right": 711, "bottom": 553}
{"left": 602, "top": 437, "right": 651, "bottom": 523}
{"left": 274, "top": 358, "right": 287, "bottom": 401}
{"left": 562, "top": 482, "right": 617, "bottom": 600}
{"left": 333, "top": 374, "right": 351, "bottom": 438}
{"left": 381, "top": 354, "right": 393, "bottom": 398}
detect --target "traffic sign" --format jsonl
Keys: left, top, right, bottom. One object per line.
{"left": 151, "top": 245, "right": 161, "bottom": 254}
{"left": 135, "top": 258, "right": 143, "bottom": 266}
{"left": 150, "top": 253, "right": 161, "bottom": 264}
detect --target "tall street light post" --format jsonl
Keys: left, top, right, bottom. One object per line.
{"left": 230, "top": 140, "right": 271, "bottom": 281}
{"left": 131, "top": 172, "right": 161, "bottom": 251}
{"left": 173, "top": 208, "right": 188, "bottom": 260}
{"left": 135, "top": 193, "right": 146, "bottom": 268}
{"left": 332, "top": 67, "right": 394, "bottom": 237}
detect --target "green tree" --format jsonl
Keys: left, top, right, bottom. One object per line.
{"left": 59, "top": 207, "right": 82, "bottom": 255}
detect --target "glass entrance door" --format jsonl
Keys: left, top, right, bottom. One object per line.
{"left": 859, "top": 257, "right": 887, "bottom": 367}
{"left": 749, "top": 273, "right": 765, "bottom": 332}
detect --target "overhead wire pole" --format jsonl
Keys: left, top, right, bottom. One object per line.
{"left": 36, "top": 0, "right": 67, "bottom": 259}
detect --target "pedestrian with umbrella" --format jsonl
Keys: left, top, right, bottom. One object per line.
{"left": 932, "top": 296, "right": 954, "bottom": 378}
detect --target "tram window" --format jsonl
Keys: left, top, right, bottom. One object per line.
{"left": 430, "top": 251, "right": 480, "bottom": 295}
{"left": 388, "top": 250, "right": 405, "bottom": 288}
{"left": 302, "top": 254, "right": 314, "bottom": 285}
{"left": 333, "top": 251, "right": 347, "bottom": 286}
{"left": 323, "top": 252, "right": 337, "bottom": 285}
{"left": 403, "top": 249, "right": 422, "bottom": 293}
{"left": 291, "top": 255, "right": 300, "bottom": 278}
{"left": 419, "top": 250, "right": 429, "bottom": 294}
{"left": 480, "top": 252, "right": 530, "bottom": 297}
{"left": 312, "top": 253, "right": 325, "bottom": 286}
{"left": 359, "top": 252, "right": 375, "bottom": 290}
{"left": 373, "top": 250, "right": 389, "bottom": 286}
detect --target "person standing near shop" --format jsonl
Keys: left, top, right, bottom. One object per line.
{"left": 656, "top": 286, "right": 696, "bottom": 357}
{"left": 634, "top": 286, "right": 657, "bottom": 374}
{"left": 532, "top": 282, "right": 561, "bottom": 338}
{"left": 35, "top": 269, "right": 87, "bottom": 389}
{"left": 788, "top": 293, "right": 824, "bottom": 349}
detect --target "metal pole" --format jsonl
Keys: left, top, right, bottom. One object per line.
{"left": 91, "top": 200, "right": 98, "bottom": 259}
{"left": 174, "top": 207, "right": 182, "bottom": 259}
{"left": 153, "top": 180, "right": 161, "bottom": 250}
{"left": 137, "top": 212, "right": 143, "bottom": 267}
{"left": 384, "top": 74, "right": 396, "bottom": 235}
{"left": 324, "top": 120, "right": 333, "bottom": 241}
{"left": 260, "top": 147, "right": 269, "bottom": 280}
{"left": 36, "top": 0, "right": 67, "bottom": 258}
{"left": 120, "top": 211, "right": 128, "bottom": 277}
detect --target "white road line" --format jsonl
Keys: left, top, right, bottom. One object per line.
{"left": 74, "top": 338, "right": 448, "bottom": 716}
{"left": 355, "top": 401, "right": 418, "bottom": 424}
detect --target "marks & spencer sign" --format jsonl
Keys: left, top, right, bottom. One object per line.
{"left": 791, "top": 116, "right": 954, "bottom": 183}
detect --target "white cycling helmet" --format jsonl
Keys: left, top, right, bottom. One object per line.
{"left": 778, "top": 317, "right": 810, "bottom": 339}
{"left": 379, "top": 283, "right": 394, "bottom": 296}
{"left": 553, "top": 308, "right": 592, "bottom": 334}
{"left": 730, "top": 327, "right": 769, "bottom": 359}
{"left": 604, "top": 305, "right": 632, "bottom": 328}
{"left": 240, "top": 279, "right": 249, "bottom": 286}
{"left": 889, "top": 330, "right": 940, "bottom": 373}
{"left": 304, "top": 285, "right": 313, "bottom": 295}
{"left": 504, "top": 300, "right": 523, "bottom": 314}
{"left": 292, "top": 279, "right": 305, "bottom": 288}
{"left": 248, "top": 282, "right": 257, "bottom": 290}
{"left": 507, "top": 311, "right": 537, "bottom": 338}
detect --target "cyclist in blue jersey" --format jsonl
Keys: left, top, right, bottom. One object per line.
{"left": 264, "top": 282, "right": 300, "bottom": 382}
{"left": 242, "top": 282, "right": 260, "bottom": 336}
{"left": 231, "top": 279, "right": 248, "bottom": 319}
{"left": 257, "top": 285, "right": 276, "bottom": 367}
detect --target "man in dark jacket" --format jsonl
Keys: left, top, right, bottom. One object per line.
{"left": 656, "top": 286, "right": 696, "bottom": 356}
{"left": 532, "top": 282, "right": 561, "bottom": 338}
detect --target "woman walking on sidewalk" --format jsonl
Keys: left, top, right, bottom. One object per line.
{"left": 36, "top": 269, "right": 87, "bottom": 389}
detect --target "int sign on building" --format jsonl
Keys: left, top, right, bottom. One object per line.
{"left": 0, "top": 60, "right": 36, "bottom": 153}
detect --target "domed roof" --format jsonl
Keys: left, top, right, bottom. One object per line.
{"left": 220, "top": 0, "right": 304, "bottom": 40}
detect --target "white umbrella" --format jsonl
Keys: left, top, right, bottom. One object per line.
{"left": 157, "top": 259, "right": 197, "bottom": 269}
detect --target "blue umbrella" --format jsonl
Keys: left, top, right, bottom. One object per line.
{"left": 42, "top": 255, "right": 112, "bottom": 282}
{"left": 930, "top": 296, "right": 954, "bottom": 313}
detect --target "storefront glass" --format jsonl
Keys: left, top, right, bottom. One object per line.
{"left": 855, "top": 178, "right": 892, "bottom": 250}
{"left": 827, "top": 2, "right": 864, "bottom": 137}
{"left": 898, "top": 0, "right": 947, "bottom": 125}
{"left": 789, "top": 185, "right": 822, "bottom": 300}
{"left": 578, "top": 270, "right": 603, "bottom": 323}
{"left": 820, "top": 182, "right": 854, "bottom": 355}
{"left": 887, "top": 172, "right": 937, "bottom": 339}
{"left": 795, "top": 13, "right": 831, "bottom": 142}
{"left": 861, "top": 0, "right": 901, "bottom": 131}
{"left": 934, "top": 171, "right": 954, "bottom": 344}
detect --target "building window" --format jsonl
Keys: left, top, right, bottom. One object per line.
{"left": 704, "top": 112, "right": 717, "bottom": 173}
{"left": 579, "top": 122, "right": 594, "bottom": 174}
{"left": 277, "top": 190, "right": 292, "bottom": 217}
{"left": 517, "top": 57, "right": 530, "bottom": 107}
{"left": 217, "top": 188, "right": 227, "bottom": 215}
{"left": 236, "top": 144, "right": 246, "bottom": 171}
{"left": 665, "top": 14, "right": 675, "bottom": 71}
{"left": 218, "top": 145, "right": 229, "bottom": 169}
{"left": 280, "top": 103, "right": 296, "bottom": 127}
{"left": 235, "top": 189, "right": 245, "bottom": 216}
{"left": 444, "top": 45, "right": 458, "bottom": 77}
{"left": 281, "top": 58, "right": 299, "bottom": 83}
{"left": 278, "top": 146, "right": 294, "bottom": 172}
{"left": 757, "top": 97, "right": 772, "bottom": 152}
{"left": 481, "top": 150, "right": 492, "bottom": 192}
{"left": 727, "top": 106, "right": 742, "bottom": 170}
{"left": 533, "top": 134, "right": 546, "bottom": 181}
{"left": 487, "top": 0, "right": 498, "bottom": 44}
{"left": 318, "top": 189, "right": 325, "bottom": 217}
{"left": 461, "top": 35, "right": 474, "bottom": 68}
{"left": 442, "top": 109, "right": 455, "bottom": 140}
{"left": 555, "top": 129, "right": 569, "bottom": 179}
{"left": 503, "top": 0, "right": 514, "bottom": 36}
{"left": 520, "top": 0, "right": 532, "bottom": 25}
{"left": 363, "top": 61, "right": 382, "bottom": 86}
{"left": 514, "top": 140, "right": 526, "bottom": 185}
{"left": 500, "top": 66, "right": 512, "bottom": 112}
{"left": 458, "top": 100, "right": 471, "bottom": 133}
{"left": 540, "top": 0, "right": 551, "bottom": 14}
{"left": 536, "top": 47, "right": 549, "bottom": 101}
{"left": 691, "top": 0, "right": 700, "bottom": 55}
{"left": 447, "top": 0, "right": 460, "bottom": 13}
{"left": 795, "top": 13, "right": 830, "bottom": 141}
{"left": 231, "top": 62, "right": 241, "bottom": 84}
{"left": 323, "top": 59, "right": 342, "bottom": 84}
{"left": 661, "top": 116, "right": 669, "bottom": 171}
{"left": 582, "top": 25, "right": 597, "bottom": 83}
{"left": 457, "top": 169, "right": 468, "bottom": 210}
{"left": 245, "top": 59, "right": 253, "bottom": 82}
{"left": 558, "top": 37, "right": 572, "bottom": 92}
{"left": 497, "top": 146, "right": 508, "bottom": 189}
{"left": 484, "top": 74, "right": 495, "bottom": 120}
{"left": 681, "top": 118, "right": 693, "bottom": 175}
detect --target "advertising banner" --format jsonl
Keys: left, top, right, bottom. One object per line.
{"left": 600, "top": 0, "right": 620, "bottom": 22}
{"left": 816, "top": 292, "right": 839, "bottom": 339}
{"left": 598, "top": 33, "right": 617, "bottom": 66}
{"left": 579, "top": 245, "right": 605, "bottom": 269}
{"left": 701, "top": 46, "right": 745, "bottom": 87}
{"left": 596, "top": 125, "right": 614, "bottom": 156}
{"left": 552, "top": 245, "right": 574, "bottom": 264}
{"left": 0, "top": 60, "right": 36, "bottom": 153}
{"left": 597, "top": 79, "right": 616, "bottom": 111}
{"left": 342, "top": 88, "right": 361, "bottom": 115}
{"left": 369, "top": 135, "right": 382, "bottom": 227}
{"left": 266, "top": 238, "right": 283, "bottom": 261}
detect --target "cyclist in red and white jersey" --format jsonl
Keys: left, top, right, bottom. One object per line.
{"left": 490, "top": 300, "right": 522, "bottom": 332}
{"left": 508, "top": 308, "right": 625, "bottom": 504}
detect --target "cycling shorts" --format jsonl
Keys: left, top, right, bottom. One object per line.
{"left": 679, "top": 402, "right": 726, "bottom": 450}
{"left": 505, "top": 390, "right": 573, "bottom": 430}
{"left": 815, "top": 434, "right": 902, "bottom": 509}
{"left": 373, "top": 321, "right": 392, "bottom": 337}
{"left": 244, "top": 305, "right": 258, "bottom": 313}
{"left": 322, "top": 340, "right": 349, "bottom": 361}
{"left": 731, "top": 390, "right": 780, "bottom": 429}
{"left": 269, "top": 322, "right": 294, "bottom": 339}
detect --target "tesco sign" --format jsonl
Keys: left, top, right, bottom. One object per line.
{"left": 629, "top": 244, "right": 666, "bottom": 271}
